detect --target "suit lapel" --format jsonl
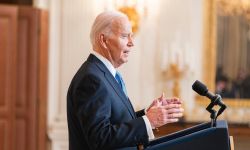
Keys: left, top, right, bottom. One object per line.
{"left": 104, "top": 73, "right": 136, "bottom": 118}
{"left": 87, "top": 54, "right": 136, "bottom": 118}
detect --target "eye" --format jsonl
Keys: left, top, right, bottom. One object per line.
{"left": 121, "top": 34, "right": 128, "bottom": 38}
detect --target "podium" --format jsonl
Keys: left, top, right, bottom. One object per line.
{"left": 146, "top": 120, "right": 231, "bottom": 150}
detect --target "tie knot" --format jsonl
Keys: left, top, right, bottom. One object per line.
{"left": 115, "top": 72, "right": 122, "bottom": 82}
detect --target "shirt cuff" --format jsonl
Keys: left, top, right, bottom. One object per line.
{"left": 144, "top": 109, "right": 147, "bottom": 114}
{"left": 142, "top": 115, "right": 155, "bottom": 141}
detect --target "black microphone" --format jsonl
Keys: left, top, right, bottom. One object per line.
{"left": 192, "top": 80, "right": 218, "bottom": 101}
{"left": 192, "top": 80, "right": 226, "bottom": 120}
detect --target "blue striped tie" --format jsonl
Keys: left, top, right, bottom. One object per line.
{"left": 115, "top": 72, "right": 127, "bottom": 96}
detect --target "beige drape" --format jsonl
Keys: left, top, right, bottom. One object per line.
{"left": 216, "top": 15, "right": 249, "bottom": 81}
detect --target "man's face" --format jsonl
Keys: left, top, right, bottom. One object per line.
{"left": 104, "top": 17, "right": 134, "bottom": 68}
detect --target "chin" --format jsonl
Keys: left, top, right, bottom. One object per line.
{"left": 117, "top": 59, "right": 128, "bottom": 67}
{"left": 123, "top": 58, "right": 129, "bottom": 63}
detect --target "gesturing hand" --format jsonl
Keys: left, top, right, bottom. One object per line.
{"left": 146, "top": 93, "right": 184, "bottom": 129}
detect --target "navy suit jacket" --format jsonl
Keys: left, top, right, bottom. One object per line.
{"left": 67, "top": 54, "right": 149, "bottom": 150}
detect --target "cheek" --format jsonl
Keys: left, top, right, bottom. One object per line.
{"left": 118, "top": 40, "right": 128, "bottom": 49}
{"left": 111, "top": 39, "right": 123, "bottom": 49}
{"left": 109, "top": 39, "right": 128, "bottom": 57}
{"left": 113, "top": 41, "right": 125, "bottom": 52}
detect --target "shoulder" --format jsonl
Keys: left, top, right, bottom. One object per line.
{"left": 67, "top": 60, "right": 104, "bottom": 93}
{"left": 74, "top": 62, "right": 103, "bottom": 86}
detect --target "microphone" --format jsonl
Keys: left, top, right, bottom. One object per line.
{"left": 192, "top": 80, "right": 218, "bottom": 101}
{"left": 192, "top": 80, "right": 226, "bottom": 121}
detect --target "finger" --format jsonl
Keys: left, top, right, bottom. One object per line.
{"left": 161, "top": 104, "right": 182, "bottom": 109}
{"left": 154, "top": 99, "right": 159, "bottom": 105}
{"left": 156, "top": 99, "right": 161, "bottom": 107}
{"left": 148, "top": 99, "right": 159, "bottom": 109}
{"left": 168, "top": 97, "right": 182, "bottom": 104}
{"left": 166, "top": 108, "right": 184, "bottom": 114}
{"left": 158, "top": 92, "right": 165, "bottom": 103}
{"left": 162, "top": 98, "right": 182, "bottom": 105}
{"left": 161, "top": 92, "right": 165, "bottom": 99}
{"left": 165, "top": 118, "right": 179, "bottom": 123}
{"left": 168, "top": 112, "right": 183, "bottom": 118}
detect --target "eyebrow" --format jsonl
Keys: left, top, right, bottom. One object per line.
{"left": 121, "top": 32, "right": 133, "bottom": 37}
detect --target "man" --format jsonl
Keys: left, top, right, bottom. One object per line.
{"left": 67, "top": 11, "right": 184, "bottom": 150}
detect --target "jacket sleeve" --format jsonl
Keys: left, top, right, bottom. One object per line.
{"left": 72, "top": 74, "right": 149, "bottom": 150}
{"left": 136, "top": 109, "right": 145, "bottom": 118}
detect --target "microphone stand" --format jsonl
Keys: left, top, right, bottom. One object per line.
{"left": 206, "top": 94, "right": 227, "bottom": 127}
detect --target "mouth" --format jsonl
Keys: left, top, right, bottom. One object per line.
{"left": 123, "top": 50, "right": 130, "bottom": 54}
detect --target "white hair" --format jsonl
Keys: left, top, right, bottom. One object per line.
{"left": 90, "top": 11, "right": 128, "bottom": 46}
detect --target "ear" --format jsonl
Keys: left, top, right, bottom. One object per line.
{"left": 100, "top": 34, "right": 108, "bottom": 49}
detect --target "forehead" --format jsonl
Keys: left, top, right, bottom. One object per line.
{"left": 111, "top": 17, "right": 132, "bottom": 33}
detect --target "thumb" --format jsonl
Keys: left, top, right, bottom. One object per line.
{"left": 155, "top": 93, "right": 164, "bottom": 107}
{"left": 148, "top": 92, "right": 165, "bottom": 111}
{"left": 159, "top": 92, "right": 165, "bottom": 101}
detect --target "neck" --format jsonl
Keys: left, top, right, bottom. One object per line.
{"left": 93, "top": 45, "right": 119, "bottom": 68}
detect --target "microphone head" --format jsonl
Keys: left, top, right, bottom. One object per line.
{"left": 192, "top": 80, "right": 208, "bottom": 96}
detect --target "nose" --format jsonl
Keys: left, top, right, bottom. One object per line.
{"left": 127, "top": 35, "right": 134, "bottom": 47}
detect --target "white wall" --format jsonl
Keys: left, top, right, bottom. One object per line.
{"left": 35, "top": 0, "right": 204, "bottom": 149}
{"left": 156, "top": 0, "right": 203, "bottom": 113}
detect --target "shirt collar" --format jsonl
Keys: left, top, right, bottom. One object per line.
{"left": 91, "top": 51, "right": 116, "bottom": 77}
